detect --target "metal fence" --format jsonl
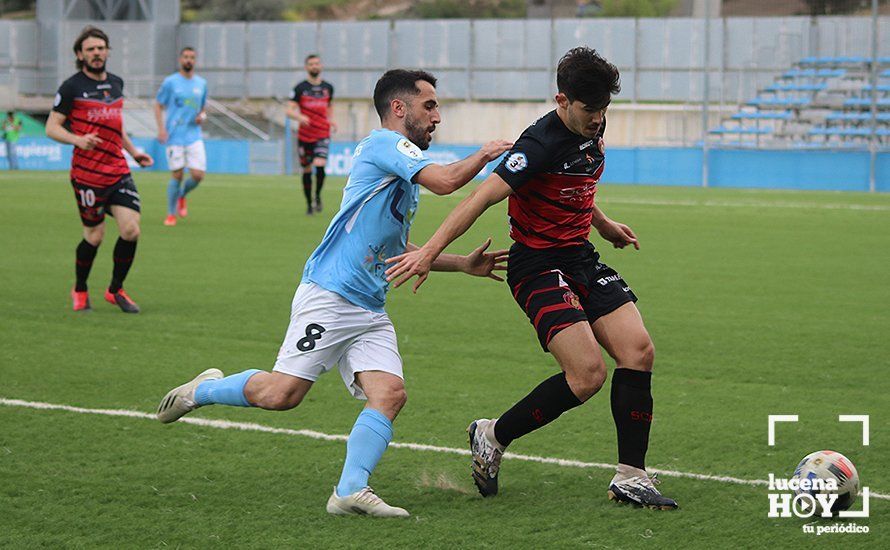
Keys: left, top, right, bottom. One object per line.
{"left": 2, "top": 16, "right": 887, "bottom": 102}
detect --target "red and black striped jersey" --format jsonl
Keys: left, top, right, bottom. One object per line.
{"left": 291, "top": 80, "right": 334, "bottom": 143}
{"left": 53, "top": 72, "right": 130, "bottom": 187}
{"left": 494, "top": 110, "right": 606, "bottom": 249}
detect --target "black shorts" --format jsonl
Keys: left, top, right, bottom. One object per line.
{"left": 507, "top": 242, "right": 637, "bottom": 352}
{"left": 71, "top": 175, "right": 141, "bottom": 227}
{"left": 298, "top": 138, "right": 330, "bottom": 167}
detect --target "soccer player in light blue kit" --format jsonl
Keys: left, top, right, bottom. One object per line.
{"left": 156, "top": 69, "right": 512, "bottom": 516}
{"left": 154, "top": 47, "right": 208, "bottom": 226}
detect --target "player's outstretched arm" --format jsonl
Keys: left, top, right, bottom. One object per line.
{"left": 414, "top": 140, "right": 512, "bottom": 196}
{"left": 405, "top": 239, "right": 508, "bottom": 281}
{"left": 386, "top": 173, "right": 513, "bottom": 292}
{"left": 591, "top": 203, "right": 639, "bottom": 250}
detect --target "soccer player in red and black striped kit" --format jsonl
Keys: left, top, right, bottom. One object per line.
{"left": 286, "top": 54, "right": 336, "bottom": 215}
{"left": 46, "top": 27, "right": 153, "bottom": 313}
{"left": 386, "top": 48, "right": 678, "bottom": 509}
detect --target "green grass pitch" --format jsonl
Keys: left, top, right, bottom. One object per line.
{"left": 1, "top": 171, "right": 888, "bottom": 548}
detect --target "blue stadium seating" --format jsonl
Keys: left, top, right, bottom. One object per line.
{"left": 843, "top": 98, "right": 890, "bottom": 108}
{"left": 731, "top": 111, "right": 793, "bottom": 120}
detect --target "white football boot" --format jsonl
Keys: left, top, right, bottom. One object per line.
{"left": 468, "top": 418, "right": 504, "bottom": 497}
{"left": 608, "top": 465, "right": 678, "bottom": 510}
{"left": 326, "top": 487, "right": 410, "bottom": 517}
{"left": 156, "top": 368, "right": 223, "bottom": 424}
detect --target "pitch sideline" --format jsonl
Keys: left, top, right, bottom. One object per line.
{"left": 1, "top": 397, "right": 886, "bottom": 501}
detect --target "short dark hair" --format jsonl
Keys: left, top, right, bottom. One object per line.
{"left": 556, "top": 47, "right": 620, "bottom": 109}
{"left": 305, "top": 54, "right": 320, "bottom": 64}
{"left": 180, "top": 46, "right": 196, "bottom": 55}
{"left": 372, "top": 69, "right": 437, "bottom": 120}
{"left": 6, "top": 111, "right": 13, "bottom": 117}
{"left": 73, "top": 26, "right": 110, "bottom": 70}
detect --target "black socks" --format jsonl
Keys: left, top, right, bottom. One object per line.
{"left": 109, "top": 237, "right": 137, "bottom": 293}
{"left": 74, "top": 239, "right": 98, "bottom": 291}
{"left": 302, "top": 172, "right": 313, "bottom": 205}
{"left": 315, "top": 166, "right": 325, "bottom": 200}
{"left": 610, "top": 368, "right": 653, "bottom": 470}
{"left": 493, "top": 372, "right": 583, "bottom": 447}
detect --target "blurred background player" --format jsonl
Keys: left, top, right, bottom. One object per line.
{"left": 45, "top": 26, "right": 153, "bottom": 314}
{"left": 157, "top": 69, "right": 511, "bottom": 517}
{"left": 286, "top": 54, "right": 336, "bottom": 215}
{"left": 154, "top": 47, "right": 208, "bottom": 226}
{"left": 386, "top": 48, "right": 678, "bottom": 510}
{"left": 2, "top": 111, "right": 22, "bottom": 170}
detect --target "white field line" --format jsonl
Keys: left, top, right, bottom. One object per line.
{"left": 1, "top": 397, "right": 887, "bottom": 501}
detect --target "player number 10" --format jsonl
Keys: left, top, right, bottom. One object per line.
{"left": 78, "top": 188, "right": 96, "bottom": 207}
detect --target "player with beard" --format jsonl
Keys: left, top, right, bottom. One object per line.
{"left": 157, "top": 69, "right": 512, "bottom": 516}
{"left": 287, "top": 54, "right": 336, "bottom": 215}
{"left": 154, "top": 47, "right": 208, "bottom": 226}
{"left": 46, "top": 26, "right": 153, "bottom": 313}
{"left": 385, "top": 48, "right": 679, "bottom": 510}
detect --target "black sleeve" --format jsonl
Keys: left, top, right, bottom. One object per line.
{"left": 52, "top": 80, "right": 75, "bottom": 116}
{"left": 290, "top": 82, "right": 305, "bottom": 101}
{"left": 326, "top": 81, "right": 334, "bottom": 101}
{"left": 493, "top": 133, "right": 549, "bottom": 191}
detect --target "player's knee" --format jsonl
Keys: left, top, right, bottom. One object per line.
{"left": 369, "top": 385, "right": 407, "bottom": 417}
{"left": 120, "top": 224, "right": 140, "bottom": 241}
{"left": 172, "top": 170, "right": 184, "bottom": 181}
{"left": 565, "top": 360, "right": 607, "bottom": 401}
{"left": 83, "top": 225, "right": 105, "bottom": 246}
{"left": 619, "top": 338, "right": 655, "bottom": 372}
{"left": 191, "top": 170, "right": 205, "bottom": 182}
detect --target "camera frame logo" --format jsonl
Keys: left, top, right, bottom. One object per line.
{"left": 767, "top": 415, "right": 870, "bottom": 536}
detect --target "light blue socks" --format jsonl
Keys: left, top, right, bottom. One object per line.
{"left": 166, "top": 178, "right": 181, "bottom": 215}
{"left": 336, "top": 408, "right": 393, "bottom": 497}
{"left": 182, "top": 177, "right": 200, "bottom": 196}
{"left": 194, "top": 369, "right": 261, "bottom": 407}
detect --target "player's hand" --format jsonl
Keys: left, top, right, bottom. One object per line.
{"left": 479, "top": 140, "right": 514, "bottom": 163}
{"left": 298, "top": 114, "right": 311, "bottom": 127}
{"left": 462, "top": 238, "right": 508, "bottom": 281}
{"left": 195, "top": 112, "right": 207, "bottom": 125}
{"left": 133, "top": 152, "right": 154, "bottom": 168}
{"left": 76, "top": 133, "right": 103, "bottom": 151}
{"left": 597, "top": 219, "right": 639, "bottom": 250}
{"left": 157, "top": 129, "right": 168, "bottom": 144}
{"left": 329, "top": 120, "right": 338, "bottom": 134}
{"left": 384, "top": 247, "right": 436, "bottom": 293}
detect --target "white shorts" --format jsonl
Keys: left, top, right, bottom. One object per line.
{"left": 166, "top": 140, "right": 207, "bottom": 172}
{"left": 273, "top": 282, "right": 403, "bottom": 399}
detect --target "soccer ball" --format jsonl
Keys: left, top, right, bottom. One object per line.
{"left": 792, "top": 450, "right": 860, "bottom": 515}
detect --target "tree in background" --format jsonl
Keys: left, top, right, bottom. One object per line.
{"left": 803, "top": 0, "right": 869, "bottom": 15}
{"left": 598, "top": 0, "right": 677, "bottom": 17}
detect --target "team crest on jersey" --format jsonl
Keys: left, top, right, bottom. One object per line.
{"left": 396, "top": 138, "right": 422, "bottom": 160}
{"left": 505, "top": 152, "right": 527, "bottom": 173}
{"left": 563, "top": 290, "right": 583, "bottom": 310}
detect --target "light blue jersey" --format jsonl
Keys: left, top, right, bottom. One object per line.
{"left": 156, "top": 73, "right": 207, "bottom": 146}
{"left": 303, "top": 129, "right": 434, "bottom": 312}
